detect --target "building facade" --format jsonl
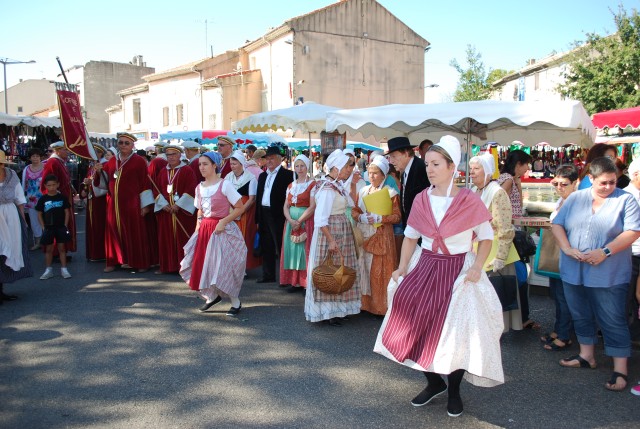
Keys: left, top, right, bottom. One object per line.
{"left": 109, "top": 0, "right": 429, "bottom": 138}
{"left": 0, "top": 79, "right": 56, "bottom": 116}
{"left": 491, "top": 52, "right": 568, "bottom": 102}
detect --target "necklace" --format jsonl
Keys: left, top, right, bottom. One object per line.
{"left": 114, "top": 153, "right": 134, "bottom": 179}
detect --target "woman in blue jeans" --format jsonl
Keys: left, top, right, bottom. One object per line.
{"left": 552, "top": 157, "right": 640, "bottom": 392}
{"left": 542, "top": 164, "right": 579, "bottom": 351}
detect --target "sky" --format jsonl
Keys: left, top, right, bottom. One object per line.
{"left": 1, "top": 0, "right": 637, "bottom": 104}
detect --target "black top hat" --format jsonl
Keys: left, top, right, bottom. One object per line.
{"left": 265, "top": 145, "right": 284, "bottom": 157}
{"left": 385, "top": 137, "right": 415, "bottom": 154}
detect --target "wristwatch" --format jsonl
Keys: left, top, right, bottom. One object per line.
{"left": 602, "top": 247, "right": 612, "bottom": 258}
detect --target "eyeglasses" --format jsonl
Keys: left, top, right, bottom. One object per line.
{"left": 117, "top": 141, "right": 132, "bottom": 146}
{"left": 550, "top": 181, "right": 571, "bottom": 188}
{"left": 217, "top": 143, "right": 230, "bottom": 147}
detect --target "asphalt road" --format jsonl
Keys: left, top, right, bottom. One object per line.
{"left": 1, "top": 211, "right": 640, "bottom": 429}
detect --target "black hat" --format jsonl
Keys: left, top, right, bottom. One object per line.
{"left": 265, "top": 145, "right": 284, "bottom": 157}
{"left": 385, "top": 136, "right": 415, "bottom": 154}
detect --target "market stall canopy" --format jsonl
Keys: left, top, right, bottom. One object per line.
{"left": 326, "top": 100, "right": 596, "bottom": 148}
{"left": 232, "top": 101, "right": 341, "bottom": 134}
{"left": 159, "top": 130, "right": 228, "bottom": 142}
{"left": 592, "top": 106, "right": 640, "bottom": 130}
{"left": 225, "top": 132, "right": 287, "bottom": 148}
{"left": 0, "top": 112, "right": 61, "bottom": 128}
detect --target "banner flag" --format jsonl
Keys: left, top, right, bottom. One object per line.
{"left": 55, "top": 82, "right": 97, "bottom": 160}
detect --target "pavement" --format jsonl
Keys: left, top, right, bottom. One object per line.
{"left": 1, "top": 211, "right": 640, "bottom": 429}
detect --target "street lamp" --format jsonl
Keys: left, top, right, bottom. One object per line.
{"left": 1, "top": 58, "right": 36, "bottom": 114}
{"left": 424, "top": 83, "right": 439, "bottom": 88}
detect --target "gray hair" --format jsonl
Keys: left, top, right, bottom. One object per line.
{"left": 589, "top": 157, "right": 617, "bottom": 178}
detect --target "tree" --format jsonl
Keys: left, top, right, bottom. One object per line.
{"left": 558, "top": 5, "right": 640, "bottom": 114}
{"left": 450, "top": 45, "right": 511, "bottom": 102}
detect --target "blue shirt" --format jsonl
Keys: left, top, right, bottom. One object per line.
{"left": 552, "top": 188, "right": 640, "bottom": 287}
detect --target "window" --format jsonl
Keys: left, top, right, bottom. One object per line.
{"left": 17, "top": 106, "right": 23, "bottom": 113}
{"left": 162, "top": 107, "right": 169, "bottom": 127}
{"left": 176, "top": 104, "right": 184, "bottom": 125}
{"left": 132, "top": 99, "right": 141, "bottom": 124}
{"left": 208, "top": 113, "right": 217, "bottom": 129}
{"left": 534, "top": 72, "right": 540, "bottom": 91}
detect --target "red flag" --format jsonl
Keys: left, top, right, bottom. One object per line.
{"left": 56, "top": 88, "right": 97, "bottom": 160}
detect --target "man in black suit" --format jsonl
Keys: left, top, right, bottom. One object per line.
{"left": 255, "top": 145, "right": 294, "bottom": 283}
{"left": 386, "top": 136, "right": 430, "bottom": 229}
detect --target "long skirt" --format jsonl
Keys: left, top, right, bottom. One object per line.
{"left": 180, "top": 217, "right": 247, "bottom": 301}
{"left": 0, "top": 212, "right": 33, "bottom": 283}
{"left": 280, "top": 206, "right": 313, "bottom": 287}
{"left": 374, "top": 247, "right": 504, "bottom": 387}
{"left": 358, "top": 223, "right": 396, "bottom": 315}
{"left": 304, "top": 213, "right": 361, "bottom": 322}
{"left": 85, "top": 196, "right": 107, "bottom": 261}
{"left": 235, "top": 196, "right": 261, "bottom": 270}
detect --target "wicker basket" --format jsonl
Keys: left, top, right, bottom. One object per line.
{"left": 312, "top": 249, "right": 356, "bottom": 295}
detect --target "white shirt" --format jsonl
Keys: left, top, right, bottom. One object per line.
{"left": 261, "top": 165, "right": 281, "bottom": 207}
{"left": 402, "top": 156, "right": 414, "bottom": 186}
{"left": 195, "top": 181, "right": 241, "bottom": 217}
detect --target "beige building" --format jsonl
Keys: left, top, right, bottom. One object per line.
{"left": 491, "top": 51, "right": 569, "bottom": 102}
{"left": 110, "top": 0, "right": 429, "bottom": 137}
{"left": 0, "top": 79, "right": 56, "bottom": 116}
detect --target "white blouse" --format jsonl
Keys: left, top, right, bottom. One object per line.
{"left": 195, "top": 180, "right": 242, "bottom": 217}
{"left": 404, "top": 195, "right": 493, "bottom": 254}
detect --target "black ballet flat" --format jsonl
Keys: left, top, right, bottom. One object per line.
{"left": 199, "top": 296, "right": 222, "bottom": 312}
{"left": 327, "top": 318, "right": 342, "bottom": 327}
{"left": 1, "top": 293, "right": 18, "bottom": 301}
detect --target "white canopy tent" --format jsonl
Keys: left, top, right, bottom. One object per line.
{"left": 326, "top": 100, "right": 596, "bottom": 149}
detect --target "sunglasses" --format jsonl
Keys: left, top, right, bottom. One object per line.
{"left": 550, "top": 181, "right": 570, "bottom": 188}
{"left": 117, "top": 141, "right": 132, "bottom": 146}
{"left": 217, "top": 143, "right": 230, "bottom": 147}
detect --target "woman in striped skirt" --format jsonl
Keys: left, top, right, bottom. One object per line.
{"left": 180, "top": 151, "right": 247, "bottom": 316}
{"left": 304, "top": 149, "right": 361, "bottom": 326}
{"left": 374, "top": 136, "right": 504, "bottom": 417}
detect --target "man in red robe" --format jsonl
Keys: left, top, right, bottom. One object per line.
{"left": 148, "top": 142, "right": 168, "bottom": 182}
{"left": 80, "top": 143, "right": 109, "bottom": 261}
{"left": 97, "top": 132, "right": 155, "bottom": 272}
{"left": 183, "top": 140, "right": 204, "bottom": 182}
{"left": 40, "top": 141, "right": 77, "bottom": 252}
{"left": 153, "top": 145, "right": 198, "bottom": 274}
{"left": 216, "top": 136, "right": 235, "bottom": 179}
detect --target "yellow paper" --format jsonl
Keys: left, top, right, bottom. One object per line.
{"left": 474, "top": 240, "right": 520, "bottom": 271}
{"left": 362, "top": 187, "right": 392, "bottom": 228}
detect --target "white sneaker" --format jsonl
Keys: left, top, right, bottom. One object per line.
{"left": 40, "top": 268, "right": 54, "bottom": 280}
{"left": 61, "top": 268, "right": 72, "bottom": 279}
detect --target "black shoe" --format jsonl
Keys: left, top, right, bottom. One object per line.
{"left": 411, "top": 384, "right": 447, "bottom": 407}
{"left": 256, "top": 278, "right": 276, "bottom": 284}
{"left": 199, "top": 296, "right": 222, "bottom": 312}
{"left": 327, "top": 317, "right": 342, "bottom": 327}
{"left": 1, "top": 293, "right": 18, "bottom": 301}
{"left": 226, "top": 304, "right": 242, "bottom": 316}
{"left": 287, "top": 286, "right": 304, "bottom": 293}
{"left": 447, "top": 394, "right": 463, "bottom": 417}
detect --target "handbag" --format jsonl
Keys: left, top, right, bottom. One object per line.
{"left": 488, "top": 272, "right": 519, "bottom": 311}
{"left": 513, "top": 230, "right": 537, "bottom": 261}
{"left": 290, "top": 226, "right": 307, "bottom": 244}
{"left": 253, "top": 231, "right": 262, "bottom": 258}
{"left": 533, "top": 229, "right": 560, "bottom": 279}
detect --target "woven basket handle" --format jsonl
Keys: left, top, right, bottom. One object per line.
{"left": 322, "top": 248, "right": 344, "bottom": 268}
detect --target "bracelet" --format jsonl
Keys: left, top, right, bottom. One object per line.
{"left": 197, "top": 216, "right": 203, "bottom": 220}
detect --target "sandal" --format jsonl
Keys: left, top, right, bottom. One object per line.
{"left": 543, "top": 338, "right": 572, "bottom": 351}
{"left": 523, "top": 320, "right": 541, "bottom": 330}
{"left": 559, "top": 354, "right": 597, "bottom": 369}
{"left": 540, "top": 332, "right": 557, "bottom": 344}
{"left": 605, "top": 372, "right": 628, "bottom": 392}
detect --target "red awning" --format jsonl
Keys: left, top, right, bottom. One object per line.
{"left": 592, "top": 106, "right": 640, "bottom": 129}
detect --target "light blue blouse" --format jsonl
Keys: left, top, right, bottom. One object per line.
{"left": 552, "top": 188, "right": 640, "bottom": 287}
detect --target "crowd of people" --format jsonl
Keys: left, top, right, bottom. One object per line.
{"left": 2, "top": 135, "right": 640, "bottom": 412}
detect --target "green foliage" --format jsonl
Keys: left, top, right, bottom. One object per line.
{"left": 558, "top": 5, "right": 640, "bottom": 114}
{"left": 450, "top": 45, "right": 511, "bottom": 101}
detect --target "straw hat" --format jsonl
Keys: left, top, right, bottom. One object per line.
{"left": 0, "top": 150, "right": 16, "bottom": 165}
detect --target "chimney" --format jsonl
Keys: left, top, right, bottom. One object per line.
{"left": 528, "top": 58, "right": 536, "bottom": 66}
